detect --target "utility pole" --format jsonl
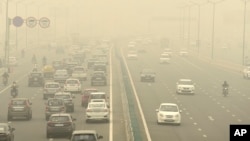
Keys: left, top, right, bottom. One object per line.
{"left": 208, "top": 0, "right": 225, "bottom": 60}
{"left": 4, "top": 0, "right": 10, "bottom": 68}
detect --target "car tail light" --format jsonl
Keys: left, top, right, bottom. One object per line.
{"left": 63, "top": 122, "right": 71, "bottom": 126}
{"left": 47, "top": 122, "right": 54, "bottom": 127}
{"left": 86, "top": 109, "right": 92, "bottom": 112}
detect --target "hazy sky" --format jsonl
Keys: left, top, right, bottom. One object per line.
{"left": 0, "top": 0, "right": 249, "bottom": 43}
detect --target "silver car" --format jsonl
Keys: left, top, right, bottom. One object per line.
{"left": 85, "top": 102, "right": 109, "bottom": 123}
{"left": 54, "top": 69, "right": 69, "bottom": 83}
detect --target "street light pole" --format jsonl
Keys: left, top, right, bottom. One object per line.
{"left": 208, "top": 0, "right": 225, "bottom": 60}
{"left": 4, "top": 0, "right": 10, "bottom": 68}
{"left": 242, "top": 0, "right": 249, "bottom": 66}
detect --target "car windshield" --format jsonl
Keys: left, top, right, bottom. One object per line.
{"left": 72, "top": 134, "right": 96, "bottom": 141}
{"left": 160, "top": 105, "right": 178, "bottom": 112}
{"left": 90, "top": 94, "right": 105, "bottom": 99}
{"left": 12, "top": 100, "right": 26, "bottom": 105}
{"left": 55, "top": 71, "right": 67, "bottom": 75}
{"left": 46, "top": 84, "right": 59, "bottom": 88}
{"left": 88, "top": 103, "right": 105, "bottom": 108}
{"left": 74, "top": 68, "right": 84, "bottom": 71}
{"left": 48, "top": 99, "right": 63, "bottom": 106}
{"left": 66, "top": 80, "right": 78, "bottom": 84}
{"left": 50, "top": 116, "right": 69, "bottom": 122}
{"left": 54, "top": 95, "right": 70, "bottom": 99}
{"left": 179, "top": 80, "right": 193, "bottom": 85}
{"left": 31, "top": 73, "right": 42, "bottom": 77}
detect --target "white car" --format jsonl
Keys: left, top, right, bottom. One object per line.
{"left": 179, "top": 49, "right": 188, "bottom": 56}
{"left": 64, "top": 78, "right": 82, "bottom": 93}
{"left": 156, "top": 103, "right": 181, "bottom": 125}
{"left": 85, "top": 102, "right": 110, "bottom": 123}
{"left": 176, "top": 79, "right": 195, "bottom": 94}
{"left": 243, "top": 67, "right": 250, "bottom": 79}
{"left": 9, "top": 56, "right": 18, "bottom": 66}
{"left": 127, "top": 51, "right": 138, "bottom": 60}
{"left": 71, "top": 66, "right": 87, "bottom": 81}
{"left": 159, "top": 53, "right": 170, "bottom": 64}
{"left": 163, "top": 48, "right": 173, "bottom": 57}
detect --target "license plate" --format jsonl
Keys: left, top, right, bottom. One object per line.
{"left": 50, "top": 108, "right": 59, "bottom": 111}
{"left": 55, "top": 124, "right": 63, "bottom": 127}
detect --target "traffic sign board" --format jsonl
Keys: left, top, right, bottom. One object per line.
{"left": 39, "top": 17, "right": 50, "bottom": 28}
{"left": 13, "top": 16, "right": 24, "bottom": 27}
{"left": 26, "top": 17, "right": 37, "bottom": 28}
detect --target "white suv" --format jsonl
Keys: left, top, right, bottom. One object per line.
{"left": 176, "top": 79, "right": 195, "bottom": 94}
{"left": 64, "top": 78, "right": 82, "bottom": 94}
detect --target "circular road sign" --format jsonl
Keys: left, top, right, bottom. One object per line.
{"left": 26, "top": 17, "right": 37, "bottom": 28}
{"left": 39, "top": 17, "right": 50, "bottom": 28}
{"left": 13, "top": 16, "right": 24, "bottom": 27}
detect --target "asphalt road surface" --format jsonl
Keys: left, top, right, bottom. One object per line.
{"left": 121, "top": 42, "right": 250, "bottom": 141}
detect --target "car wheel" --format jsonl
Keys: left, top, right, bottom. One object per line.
{"left": 7, "top": 115, "right": 12, "bottom": 121}
{"left": 46, "top": 132, "right": 50, "bottom": 138}
{"left": 85, "top": 119, "right": 89, "bottom": 123}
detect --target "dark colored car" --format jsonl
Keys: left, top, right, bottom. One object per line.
{"left": 28, "top": 71, "right": 44, "bottom": 87}
{"left": 87, "top": 58, "right": 99, "bottom": 69}
{"left": 54, "top": 92, "right": 75, "bottom": 112}
{"left": 81, "top": 88, "right": 98, "bottom": 108}
{"left": 140, "top": 68, "right": 156, "bottom": 82}
{"left": 91, "top": 71, "right": 107, "bottom": 86}
{"left": 46, "top": 113, "right": 76, "bottom": 138}
{"left": 45, "top": 98, "right": 66, "bottom": 120}
{"left": 7, "top": 98, "right": 32, "bottom": 121}
{"left": 0, "top": 123, "right": 15, "bottom": 141}
{"left": 93, "top": 64, "right": 107, "bottom": 73}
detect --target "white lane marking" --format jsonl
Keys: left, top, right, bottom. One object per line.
{"left": 122, "top": 48, "right": 152, "bottom": 141}
{"left": 237, "top": 119, "right": 242, "bottom": 122}
{"left": 109, "top": 46, "right": 113, "bottom": 141}
{"left": 193, "top": 122, "right": 198, "bottom": 125}
{"left": 198, "top": 128, "right": 202, "bottom": 131}
{"left": 226, "top": 109, "right": 230, "bottom": 112}
{"left": 208, "top": 116, "right": 214, "bottom": 121}
{"left": 189, "top": 117, "right": 193, "bottom": 120}
{"left": 232, "top": 114, "right": 236, "bottom": 117}
{"left": 203, "top": 134, "right": 207, "bottom": 138}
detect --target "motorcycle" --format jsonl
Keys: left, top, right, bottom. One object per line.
{"left": 223, "top": 87, "right": 228, "bottom": 97}
{"left": 10, "top": 85, "right": 18, "bottom": 98}
{"left": 3, "top": 77, "right": 8, "bottom": 86}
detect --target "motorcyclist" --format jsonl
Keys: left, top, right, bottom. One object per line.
{"left": 222, "top": 81, "right": 229, "bottom": 88}
{"left": 11, "top": 81, "right": 18, "bottom": 97}
{"left": 222, "top": 81, "right": 229, "bottom": 95}
{"left": 32, "top": 54, "right": 37, "bottom": 64}
{"left": 32, "top": 64, "right": 38, "bottom": 72}
{"left": 2, "top": 71, "right": 9, "bottom": 85}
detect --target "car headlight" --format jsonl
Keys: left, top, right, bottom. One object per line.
{"left": 175, "top": 114, "right": 179, "bottom": 118}
{"left": 159, "top": 113, "right": 164, "bottom": 117}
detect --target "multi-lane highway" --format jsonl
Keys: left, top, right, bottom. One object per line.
{"left": 120, "top": 42, "right": 250, "bottom": 141}
{"left": 0, "top": 40, "right": 249, "bottom": 141}
{"left": 0, "top": 45, "right": 130, "bottom": 141}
